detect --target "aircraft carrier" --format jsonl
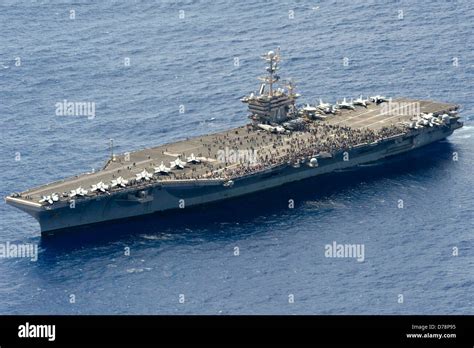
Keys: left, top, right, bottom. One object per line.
{"left": 6, "top": 49, "right": 463, "bottom": 235}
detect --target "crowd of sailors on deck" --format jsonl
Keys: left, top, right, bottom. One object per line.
{"left": 35, "top": 123, "right": 407, "bottom": 203}
{"left": 215, "top": 124, "right": 406, "bottom": 179}
{"left": 79, "top": 123, "right": 408, "bottom": 186}
{"left": 178, "top": 123, "right": 406, "bottom": 180}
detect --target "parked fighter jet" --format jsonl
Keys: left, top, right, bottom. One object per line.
{"left": 154, "top": 161, "right": 171, "bottom": 175}
{"left": 257, "top": 124, "right": 286, "bottom": 133}
{"left": 317, "top": 99, "right": 337, "bottom": 114}
{"left": 353, "top": 95, "right": 369, "bottom": 108}
{"left": 170, "top": 158, "right": 187, "bottom": 169}
{"left": 369, "top": 95, "right": 389, "bottom": 104}
{"left": 336, "top": 98, "right": 356, "bottom": 110}
{"left": 39, "top": 193, "right": 59, "bottom": 205}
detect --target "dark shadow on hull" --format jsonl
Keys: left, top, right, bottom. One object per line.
{"left": 39, "top": 140, "right": 456, "bottom": 252}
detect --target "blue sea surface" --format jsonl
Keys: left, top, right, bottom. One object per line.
{"left": 0, "top": 0, "right": 473, "bottom": 314}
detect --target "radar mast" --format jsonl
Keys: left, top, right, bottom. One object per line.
{"left": 241, "top": 48, "right": 299, "bottom": 124}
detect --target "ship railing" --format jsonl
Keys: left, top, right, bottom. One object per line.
{"left": 158, "top": 178, "right": 224, "bottom": 186}
{"left": 380, "top": 133, "right": 406, "bottom": 141}
{"left": 351, "top": 143, "right": 369, "bottom": 149}
{"left": 225, "top": 161, "right": 289, "bottom": 181}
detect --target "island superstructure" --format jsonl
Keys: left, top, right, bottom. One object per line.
{"left": 6, "top": 49, "right": 463, "bottom": 234}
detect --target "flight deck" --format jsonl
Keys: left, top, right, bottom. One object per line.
{"left": 13, "top": 98, "right": 457, "bottom": 206}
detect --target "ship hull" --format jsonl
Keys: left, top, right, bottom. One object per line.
{"left": 22, "top": 124, "right": 457, "bottom": 235}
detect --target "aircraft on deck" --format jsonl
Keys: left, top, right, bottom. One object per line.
{"left": 91, "top": 181, "right": 109, "bottom": 193}
{"left": 336, "top": 98, "right": 356, "bottom": 110}
{"left": 39, "top": 193, "right": 59, "bottom": 205}
{"left": 187, "top": 153, "right": 201, "bottom": 164}
{"left": 369, "top": 95, "right": 389, "bottom": 104}
{"left": 353, "top": 95, "right": 369, "bottom": 108}
{"left": 170, "top": 158, "right": 187, "bottom": 169}
{"left": 317, "top": 99, "right": 337, "bottom": 114}
{"left": 69, "top": 187, "right": 88, "bottom": 198}
{"left": 257, "top": 124, "right": 286, "bottom": 133}
{"left": 136, "top": 170, "right": 153, "bottom": 181}
{"left": 154, "top": 161, "right": 171, "bottom": 175}
{"left": 111, "top": 176, "right": 128, "bottom": 188}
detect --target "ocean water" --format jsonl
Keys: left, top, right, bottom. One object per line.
{"left": 0, "top": 0, "right": 473, "bottom": 314}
